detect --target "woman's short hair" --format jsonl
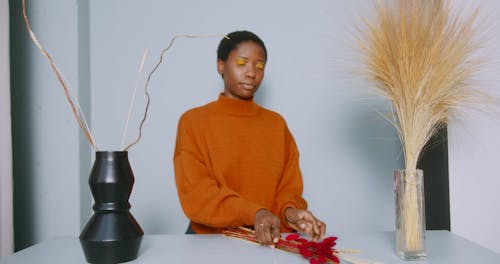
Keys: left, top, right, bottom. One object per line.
{"left": 217, "top": 30, "right": 267, "bottom": 62}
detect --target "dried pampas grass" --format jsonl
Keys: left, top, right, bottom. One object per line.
{"left": 356, "top": 0, "right": 485, "bottom": 255}
{"left": 357, "top": 0, "right": 483, "bottom": 171}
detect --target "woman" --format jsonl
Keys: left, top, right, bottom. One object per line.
{"left": 174, "top": 30, "right": 325, "bottom": 246}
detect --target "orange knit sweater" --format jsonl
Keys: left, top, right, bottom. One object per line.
{"left": 174, "top": 94, "right": 307, "bottom": 234}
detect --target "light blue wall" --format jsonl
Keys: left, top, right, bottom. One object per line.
{"left": 88, "top": 0, "right": 403, "bottom": 234}
{"left": 448, "top": 0, "right": 500, "bottom": 254}
{"left": 13, "top": 0, "right": 500, "bottom": 254}
{"left": 12, "top": 0, "right": 405, "bottom": 249}
{"left": 10, "top": 0, "right": 85, "bottom": 250}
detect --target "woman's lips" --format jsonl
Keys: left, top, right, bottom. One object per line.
{"left": 239, "top": 82, "right": 255, "bottom": 89}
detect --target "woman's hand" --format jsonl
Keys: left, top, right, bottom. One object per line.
{"left": 285, "top": 208, "right": 326, "bottom": 241}
{"left": 254, "top": 209, "right": 281, "bottom": 246}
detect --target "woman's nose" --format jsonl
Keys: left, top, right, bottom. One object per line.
{"left": 245, "top": 67, "right": 256, "bottom": 79}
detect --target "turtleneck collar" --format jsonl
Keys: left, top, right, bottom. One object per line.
{"left": 215, "top": 93, "right": 260, "bottom": 116}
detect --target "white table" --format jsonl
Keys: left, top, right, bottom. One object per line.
{"left": 1, "top": 231, "right": 499, "bottom": 263}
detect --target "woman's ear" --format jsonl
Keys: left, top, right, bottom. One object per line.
{"left": 217, "top": 59, "right": 224, "bottom": 76}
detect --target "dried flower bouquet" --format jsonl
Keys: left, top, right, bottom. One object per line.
{"left": 223, "top": 227, "right": 340, "bottom": 264}
{"left": 357, "top": 0, "right": 484, "bottom": 256}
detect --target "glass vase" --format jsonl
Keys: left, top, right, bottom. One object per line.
{"left": 394, "top": 169, "right": 426, "bottom": 260}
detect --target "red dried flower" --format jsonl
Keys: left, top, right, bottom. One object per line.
{"left": 310, "top": 258, "right": 320, "bottom": 264}
{"left": 299, "top": 248, "right": 314, "bottom": 258}
{"left": 286, "top": 233, "right": 300, "bottom": 241}
{"left": 223, "top": 227, "right": 339, "bottom": 264}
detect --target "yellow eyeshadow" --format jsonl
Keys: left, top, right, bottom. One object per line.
{"left": 236, "top": 58, "right": 247, "bottom": 65}
{"left": 235, "top": 57, "right": 265, "bottom": 70}
{"left": 256, "top": 62, "right": 265, "bottom": 71}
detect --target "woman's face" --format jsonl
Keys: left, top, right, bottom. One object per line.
{"left": 217, "top": 41, "right": 266, "bottom": 100}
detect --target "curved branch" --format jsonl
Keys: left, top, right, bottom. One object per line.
{"left": 22, "top": 0, "right": 97, "bottom": 151}
{"left": 123, "top": 34, "right": 228, "bottom": 151}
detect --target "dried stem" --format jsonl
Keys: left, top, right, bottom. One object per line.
{"left": 357, "top": 0, "right": 484, "bottom": 254}
{"left": 223, "top": 227, "right": 378, "bottom": 264}
{"left": 357, "top": 0, "right": 482, "bottom": 171}
{"left": 401, "top": 170, "right": 424, "bottom": 252}
{"left": 22, "top": 0, "right": 97, "bottom": 151}
{"left": 123, "top": 34, "right": 228, "bottom": 151}
{"left": 121, "top": 49, "right": 149, "bottom": 149}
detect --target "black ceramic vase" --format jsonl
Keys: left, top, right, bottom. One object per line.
{"left": 79, "top": 151, "right": 144, "bottom": 264}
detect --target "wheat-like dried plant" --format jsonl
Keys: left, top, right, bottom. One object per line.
{"left": 358, "top": 0, "right": 482, "bottom": 171}
{"left": 357, "top": 0, "right": 483, "bottom": 255}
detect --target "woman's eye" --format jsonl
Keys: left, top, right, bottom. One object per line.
{"left": 236, "top": 58, "right": 247, "bottom": 66}
{"left": 256, "top": 62, "right": 265, "bottom": 71}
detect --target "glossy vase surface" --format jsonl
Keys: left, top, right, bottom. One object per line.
{"left": 80, "top": 151, "right": 144, "bottom": 264}
{"left": 394, "top": 169, "right": 426, "bottom": 260}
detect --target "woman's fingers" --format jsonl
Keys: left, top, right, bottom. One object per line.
{"left": 285, "top": 208, "right": 327, "bottom": 241}
{"left": 254, "top": 209, "right": 281, "bottom": 246}
{"left": 271, "top": 224, "right": 281, "bottom": 244}
{"left": 257, "top": 223, "right": 280, "bottom": 245}
{"left": 255, "top": 223, "right": 265, "bottom": 244}
{"left": 261, "top": 223, "right": 273, "bottom": 245}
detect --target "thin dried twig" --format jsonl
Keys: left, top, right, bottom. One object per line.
{"left": 123, "top": 34, "right": 228, "bottom": 151}
{"left": 223, "top": 227, "right": 379, "bottom": 264}
{"left": 121, "top": 49, "right": 149, "bottom": 150}
{"left": 22, "top": 0, "right": 97, "bottom": 151}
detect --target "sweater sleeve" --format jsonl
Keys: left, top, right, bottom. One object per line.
{"left": 173, "top": 113, "right": 265, "bottom": 228}
{"left": 275, "top": 125, "right": 308, "bottom": 229}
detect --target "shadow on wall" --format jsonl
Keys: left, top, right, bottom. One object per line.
{"left": 253, "top": 80, "right": 269, "bottom": 106}
{"left": 341, "top": 102, "right": 451, "bottom": 231}
{"left": 341, "top": 102, "right": 405, "bottom": 176}
{"left": 9, "top": 0, "right": 37, "bottom": 251}
{"left": 417, "top": 126, "right": 450, "bottom": 230}
{"left": 297, "top": 97, "right": 403, "bottom": 231}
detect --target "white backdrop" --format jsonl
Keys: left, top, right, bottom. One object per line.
{"left": 0, "top": 0, "right": 13, "bottom": 256}
{"left": 447, "top": 0, "right": 500, "bottom": 253}
{"left": 10, "top": 0, "right": 82, "bottom": 251}
{"left": 11, "top": 0, "right": 500, "bottom": 254}
{"left": 447, "top": 0, "right": 500, "bottom": 254}
{"left": 88, "top": 0, "right": 401, "bottom": 235}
